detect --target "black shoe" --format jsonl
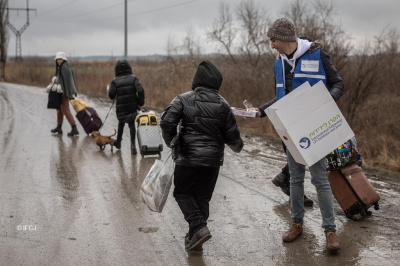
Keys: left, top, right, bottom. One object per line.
{"left": 272, "top": 173, "right": 290, "bottom": 196}
{"left": 51, "top": 125, "right": 62, "bottom": 134}
{"left": 112, "top": 138, "right": 121, "bottom": 149}
{"left": 131, "top": 141, "right": 137, "bottom": 154}
{"left": 186, "top": 226, "right": 211, "bottom": 252}
{"left": 185, "top": 233, "right": 190, "bottom": 250}
{"left": 67, "top": 125, "right": 79, "bottom": 136}
{"left": 304, "top": 195, "right": 314, "bottom": 207}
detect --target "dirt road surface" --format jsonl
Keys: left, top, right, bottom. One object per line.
{"left": 1, "top": 82, "right": 399, "bottom": 266}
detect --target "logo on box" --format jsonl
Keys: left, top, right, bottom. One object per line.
{"left": 299, "top": 137, "right": 311, "bottom": 149}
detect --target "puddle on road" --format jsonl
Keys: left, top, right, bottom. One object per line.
{"left": 139, "top": 227, "right": 159, "bottom": 233}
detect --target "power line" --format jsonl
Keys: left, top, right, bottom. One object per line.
{"left": 38, "top": 0, "right": 79, "bottom": 15}
{"left": 58, "top": 0, "right": 136, "bottom": 20}
{"left": 128, "top": 0, "right": 202, "bottom": 17}
{"left": 72, "top": 0, "right": 202, "bottom": 22}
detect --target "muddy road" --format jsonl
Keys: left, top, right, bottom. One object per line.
{"left": 1, "top": 82, "right": 399, "bottom": 266}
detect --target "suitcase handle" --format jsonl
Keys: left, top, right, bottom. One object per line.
{"left": 135, "top": 113, "right": 158, "bottom": 127}
{"left": 135, "top": 115, "right": 149, "bottom": 129}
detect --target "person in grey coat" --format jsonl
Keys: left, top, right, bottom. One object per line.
{"left": 50, "top": 52, "right": 79, "bottom": 136}
{"left": 160, "top": 60, "right": 243, "bottom": 253}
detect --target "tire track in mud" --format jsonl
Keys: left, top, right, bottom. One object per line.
{"left": 0, "top": 85, "right": 16, "bottom": 169}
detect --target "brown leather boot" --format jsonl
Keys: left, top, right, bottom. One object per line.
{"left": 325, "top": 231, "right": 340, "bottom": 251}
{"left": 282, "top": 222, "right": 303, "bottom": 242}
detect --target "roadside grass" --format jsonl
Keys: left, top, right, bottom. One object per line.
{"left": 4, "top": 57, "right": 400, "bottom": 173}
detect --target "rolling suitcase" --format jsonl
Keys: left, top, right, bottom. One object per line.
{"left": 76, "top": 107, "right": 103, "bottom": 135}
{"left": 328, "top": 162, "right": 380, "bottom": 220}
{"left": 71, "top": 98, "right": 89, "bottom": 113}
{"left": 136, "top": 111, "right": 163, "bottom": 156}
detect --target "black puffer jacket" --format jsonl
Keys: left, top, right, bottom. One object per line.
{"left": 160, "top": 61, "right": 243, "bottom": 167}
{"left": 109, "top": 60, "right": 145, "bottom": 123}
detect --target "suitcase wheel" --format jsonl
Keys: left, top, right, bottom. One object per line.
{"left": 345, "top": 212, "right": 357, "bottom": 221}
{"left": 359, "top": 209, "right": 372, "bottom": 217}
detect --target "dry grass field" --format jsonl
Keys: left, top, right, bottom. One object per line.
{"left": 4, "top": 56, "right": 400, "bottom": 173}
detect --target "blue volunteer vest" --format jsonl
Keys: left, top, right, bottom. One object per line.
{"left": 274, "top": 49, "right": 327, "bottom": 100}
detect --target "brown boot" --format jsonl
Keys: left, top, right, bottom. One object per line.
{"left": 282, "top": 222, "right": 303, "bottom": 242}
{"left": 325, "top": 231, "right": 340, "bottom": 251}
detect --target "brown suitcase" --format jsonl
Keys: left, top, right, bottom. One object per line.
{"left": 328, "top": 162, "right": 380, "bottom": 220}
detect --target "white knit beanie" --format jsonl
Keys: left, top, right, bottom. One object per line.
{"left": 54, "top": 52, "right": 67, "bottom": 61}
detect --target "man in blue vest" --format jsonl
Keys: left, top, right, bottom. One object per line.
{"left": 255, "top": 18, "right": 343, "bottom": 251}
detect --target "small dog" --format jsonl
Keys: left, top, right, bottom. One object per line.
{"left": 91, "top": 129, "right": 116, "bottom": 151}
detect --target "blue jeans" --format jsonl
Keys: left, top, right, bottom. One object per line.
{"left": 287, "top": 150, "right": 336, "bottom": 232}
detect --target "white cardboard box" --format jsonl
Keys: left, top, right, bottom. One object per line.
{"left": 266, "top": 81, "right": 354, "bottom": 166}
{"left": 231, "top": 107, "right": 258, "bottom": 118}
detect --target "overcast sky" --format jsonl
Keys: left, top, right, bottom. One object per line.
{"left": 6, "top": 0, "right": 400, "bottom": 58}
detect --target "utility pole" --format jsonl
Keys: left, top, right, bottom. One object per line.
{"left": 6, "top": 0, "right": 36, "bottom": 61}
{"left": 124, "top": 0, "right": 127, "bottom": 59}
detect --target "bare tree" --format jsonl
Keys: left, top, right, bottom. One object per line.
{"left": 236, "top": 0, "right": 270, "bottom": 67}
{"left": 182, "top": 25, "right": 202, "bottom": 68}
{"left": 375, "top": 26, "right": 399, "bottom": 55}
{"left": 282, "top": 0, "right": 307, "bottom": 33}
{"left": 165, "top": 33, "right": 179, "bottom": 67}
{"left": 207, "top": 0, "right": 271, "bottom": 68}
{"left": 208, "top": 1, "right": 237, "bottom": 63}
{"left": 164, "top": 26, "right": 202, "bottom": 69}
{"left": 0, "top": 0, "right": 9, "bottom": 81}
{"left": 283, "top": 0, "right": 351, "bottom": 71}
{"left": 373, "top": 26, "right": 399, "bottom": 94}
{"left": 341, "top": 25, "right": 399, "bottom": 125}
{"left": 343, "top": 47, "right": 380, "bottom": 124}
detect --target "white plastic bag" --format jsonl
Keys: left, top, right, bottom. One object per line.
{"left": 140, "top": 151, "right": 174, "bottom": 212}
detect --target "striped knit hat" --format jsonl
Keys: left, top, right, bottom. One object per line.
{"left": 267, "top": 18, "right": 296, "bottom": 42}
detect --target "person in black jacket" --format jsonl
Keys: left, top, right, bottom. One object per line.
{"left": 109, "top": 59, "right": 145, "bottom": 154}
{"left": 160, "top": 60, "right": 244, "bottom": 253}
{"left": 253, "top": 18, "right": 343, "bottom": 252}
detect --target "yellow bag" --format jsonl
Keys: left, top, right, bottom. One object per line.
{"left": 71, "top": 98, "right": 89, "bottom": 113}
{"left": 135, "top": 111, "right": 158, "bottom": 128}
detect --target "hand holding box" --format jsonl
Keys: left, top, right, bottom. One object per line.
{"left": 266, "top": 81, "right": 354, "bottom": 166}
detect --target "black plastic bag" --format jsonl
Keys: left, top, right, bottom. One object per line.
{"left": 47, "top": 86, "right": 62, "bottom": 109}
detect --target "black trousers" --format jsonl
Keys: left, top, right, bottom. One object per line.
{"left": 281, "top": 141, "right": 290, "bottom": 177}
{"left": 117, "top": 120, "right": 136, "bottom": 143}
{"left": 173, "top": 165, "right": 220, "bottom": 234}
